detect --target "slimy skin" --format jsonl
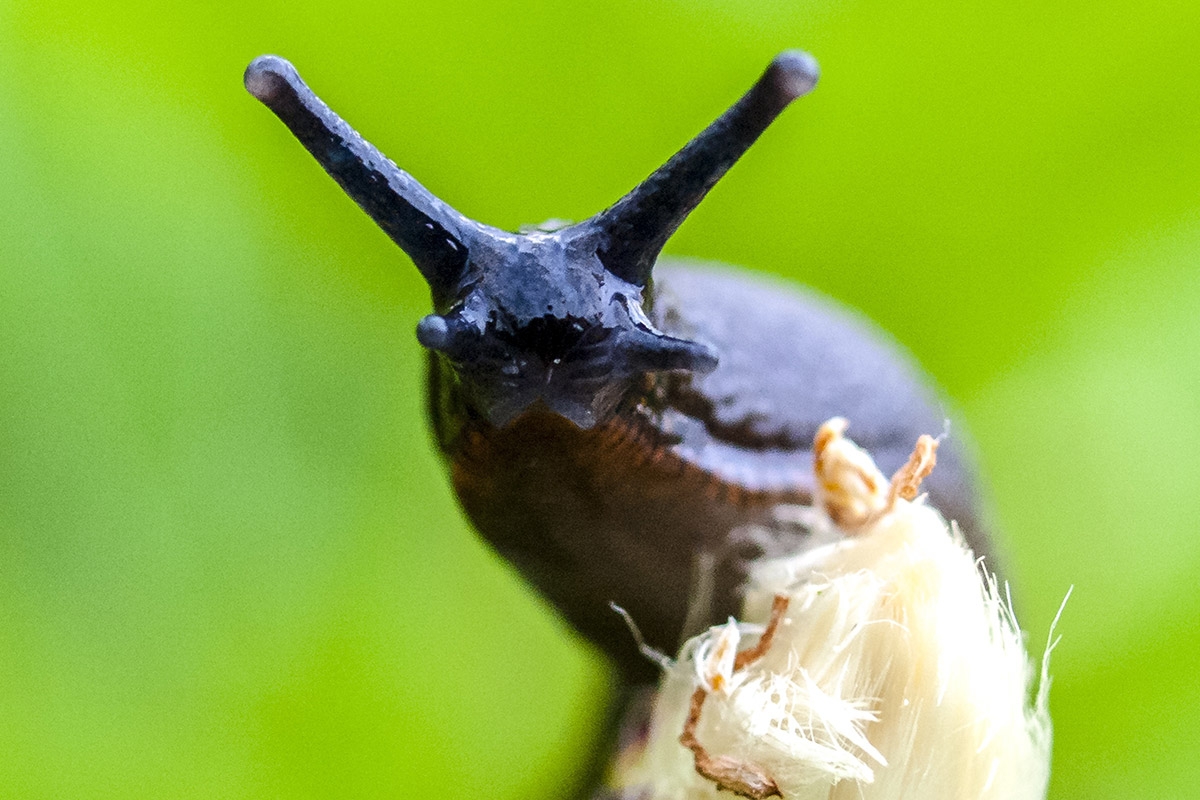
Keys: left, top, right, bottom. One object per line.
{"left": 244, "top": 52, "right": 989, "bottom": 685}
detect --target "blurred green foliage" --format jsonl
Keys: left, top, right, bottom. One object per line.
{"left": 1, "top": 0, "right": 1198, "bottom": 797}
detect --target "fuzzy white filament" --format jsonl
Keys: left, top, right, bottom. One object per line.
{"left": 620, "top": 420, "right": 1056, "bottom": 800}
{"left": 697, "top": 619, "right": 742, "bottom": 694}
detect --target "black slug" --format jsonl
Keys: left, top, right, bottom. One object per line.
{"left": 244, "top": 51, "right": 988, "bottom": 686}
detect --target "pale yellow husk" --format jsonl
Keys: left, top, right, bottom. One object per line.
{"left": 620, "top": 423, "right": 1056, "bottom": 800}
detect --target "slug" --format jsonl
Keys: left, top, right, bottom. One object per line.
{"left": 244, "top": 51, "right": 988, "bottom": 685}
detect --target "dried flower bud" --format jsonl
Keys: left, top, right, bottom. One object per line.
{"left": 617, "top": 420, "right": 1060, "bottom": 800}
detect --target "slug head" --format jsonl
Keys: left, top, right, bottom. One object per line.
{"left": 245, "top": 52, "right": 819, "bottom": 428}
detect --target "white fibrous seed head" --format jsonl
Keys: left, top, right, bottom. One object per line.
{"left": 620, "top": 420, "right": 1057, "bottom": 800}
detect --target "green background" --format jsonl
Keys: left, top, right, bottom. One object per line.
{"left": 2, "top": 0, "right": 1197, "bottom": 797}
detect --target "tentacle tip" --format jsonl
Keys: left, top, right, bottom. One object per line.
{"left": 625, "top": 331, "right": 719, "bottom": 375}
{"left": 689, "top": 342, "right": 720, "bottom": 374}
{"left": 416, "top": 314, "right": 452, "bottom": 351}
{"left": 766, "top": 50, "right": 820, "bottom": 100}
{"left": 244, "top": 55, "right": 298, "bottom": 103}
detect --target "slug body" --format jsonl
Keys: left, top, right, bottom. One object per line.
{"left": 435, "top": 263, "right": 984, "bottom": 684}
{"left": 245, "top": 52, "right": 987, "bottom": 684}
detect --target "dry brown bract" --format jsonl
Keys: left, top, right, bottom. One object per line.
{"left": 678, "top": 595, "right": 791, "bottom": 799}
{"left": 814, "top": 417, "right": 938, "bottom": 532}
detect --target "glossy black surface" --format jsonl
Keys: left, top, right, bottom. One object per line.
{"left": 584, "top": 51, "right": 818, "bottom": 285}
{"left": 245, "top": 52, "right": 817, "bottom": 429}
{"left": 244, "top": 55, "right": 474, "bottom": 303}
{"left": 246, "top": 50, "right": 989, "bottom": 685}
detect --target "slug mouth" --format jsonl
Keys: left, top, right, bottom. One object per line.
{"left": 476, "top": 364, "right": 633, "bottom": 430}
{"left": 487, "top": 398, "right": 599, "bottom": 431}
{"left": 457, "top": 309, "right": 718, "bottom": 431}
